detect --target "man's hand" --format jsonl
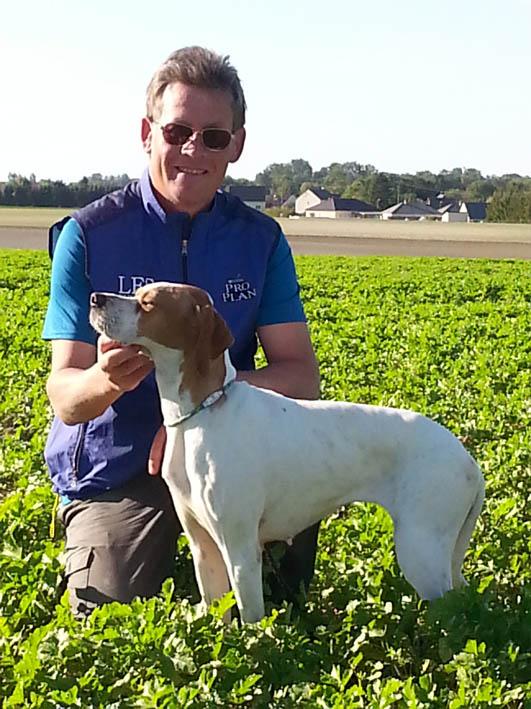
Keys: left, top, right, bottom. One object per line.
{"left": 46, "top": 337, "right": 156, "bottom": 425}
{"left": 148, "top": 426, "right": 167, "bottom": 475}
{"left": 97, "top": 335, "right": 154, "bottom": 393}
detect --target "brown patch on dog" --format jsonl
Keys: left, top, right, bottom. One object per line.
{"left": 136, "top": 283, "right": 234, "bottom": 406}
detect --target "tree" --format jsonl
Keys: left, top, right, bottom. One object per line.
{"left": 290, "top": 159, "right": 313, "bottom": 185}
{"left": 465, "top": 179, "right": 496, "bottom": 202}
{"left": 323, "top": 163, "right": 351, "bottom": 195}
{"left": 488, "top": 182, "right": 531, "bottom": 223}
{"left": 223, "top": 175, "right": 253, "bottom": 187}
{"left": 343, "top": 172, "right": 394, "bottom": 209}
{"left": 438, "top": 168, "right": 465, "bottom": 191}
{"left": 0, "top": 173, "right": 132, "bottom": 207}
{"left": 462, "top": 168, "right": 483, "bottom": 187}
{"left": 255, "top": 159, "right": 314, "bottom": 199}
{"left": 298, "top": 181, "right": 318, "bottom": 195}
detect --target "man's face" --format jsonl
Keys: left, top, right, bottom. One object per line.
{"left": 141, "top": 82, "right": 245, "bottom": 216}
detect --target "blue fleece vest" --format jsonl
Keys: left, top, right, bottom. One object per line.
{"left": 45, "top": 171, "right": 280, "bottom": 499}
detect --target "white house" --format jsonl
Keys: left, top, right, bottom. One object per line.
{"left": 295, "top": 187, "right": 333, "bottom": 215}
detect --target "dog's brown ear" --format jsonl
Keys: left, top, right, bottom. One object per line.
{"left": 195, "top": 304, "right": 234, "bottom": 376}
{"left": 209, "top": 307, "right": 234, "bottom": 360}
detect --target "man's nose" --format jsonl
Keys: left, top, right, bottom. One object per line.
{"left": 90, "top": 292, "right": 107, "bottom": 308}
{"left": 180, "top": 131, "right": 202, "bottom": 154}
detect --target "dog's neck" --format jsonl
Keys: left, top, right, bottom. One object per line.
{"left": 149, "top": 344, "right": 236, "bottom": 427}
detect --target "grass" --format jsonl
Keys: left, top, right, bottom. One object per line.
{"left": 0, "top": 250, "right": 530, "bottom": 706}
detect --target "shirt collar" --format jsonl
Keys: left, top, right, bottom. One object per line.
{"left": 139, "top": 168, "right": 225, "bottom": 225}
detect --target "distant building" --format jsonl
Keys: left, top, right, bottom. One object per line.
{"left": 415, "top": 188, "right": 450, "bottom": 210}
{"left": 305, "top": 196, "right": 377, "bottom": 219}
{"left": 460, "top": 201, "right": 487, "bottom": 222}
{"left": 295, "top": 187, "right": 334, "bottom": 215}
{"left": 380, "top": 200, "right": 440, "bottom": 221}
{"left": 227, "top": 185, "right": 267, "bottom": 211}
{"left": 281, "top": 194, "right": 297, "bottom": 210}
{"left": 437, "top": 201, "right": 487, "bottom": 222}
{"left": 439, "top": 201, "right": 467, "bottom": 223}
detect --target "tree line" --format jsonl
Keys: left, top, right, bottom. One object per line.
{"left": 2, "top": 163, "right": 531, "bottom": 223}
{"left": 0, "top": 173, "right": 130, "bottom": 209}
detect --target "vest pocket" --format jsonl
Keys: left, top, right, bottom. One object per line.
{"left": 69, "top": 422, "right": 88, "bottom": 486}
{"left": 45, "top": 418, "right": 88, "bottom": 495}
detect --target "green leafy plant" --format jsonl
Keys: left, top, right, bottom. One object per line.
{"left": 1, "top": 251, "right": 529, "bottom": 706}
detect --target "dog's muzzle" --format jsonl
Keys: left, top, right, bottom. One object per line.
{"left": 90, "top": 292, "right": 108, "bottom": 309}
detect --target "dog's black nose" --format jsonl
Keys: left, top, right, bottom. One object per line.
{"left": 90, "top": 292, "right": 106, "bottom": 308}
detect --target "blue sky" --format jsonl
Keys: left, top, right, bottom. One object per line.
{"left": 1, "top": 0, "right": 529, "bottom": 182}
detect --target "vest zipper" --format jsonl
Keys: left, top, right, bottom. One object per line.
{"left": 181, "top": 219, "right": 192, "bottom": 283}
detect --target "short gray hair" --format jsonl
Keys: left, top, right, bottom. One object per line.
{"left": 146, "top": 46, "right": 246, "bottom": 130}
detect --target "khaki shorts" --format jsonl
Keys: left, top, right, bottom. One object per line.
{"left": 58, "top": 473, "right": 180, "bottom": 617}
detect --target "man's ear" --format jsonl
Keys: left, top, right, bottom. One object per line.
{"left": 229, "top": 127, "right": 246, "bottom": 163}
{"left": 141, "top": 117, "right": 152, "bottom": 155}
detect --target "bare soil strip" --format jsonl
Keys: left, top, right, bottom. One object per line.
{"left": 1, "top": 226, "right": 529, "bottom": 259}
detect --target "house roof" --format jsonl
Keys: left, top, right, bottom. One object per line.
{"left": 462, "top": 202, "right": 487, "bottom": 220}
{"left": 227, "top": 185, "right": 266, "bottom": 201}
{"left": 282, "top": 195, "right": 297, "bottom": 207}
{"left": 382, "top": 200, "right": 439, "bottom": 217}
{"left": 438, "top": 201, "right": 460, "bottom": 214}
{"left": 305, "top": 187, "right": 332, "bottom": 200}
{"left": 415, "top": 187, "right": 441, "bottom": 201}
{"left": 437, "top": 196, "right": 455, "bottom": 209}
{"left": 308, "top": 196, "right": 376, "bottom": 213}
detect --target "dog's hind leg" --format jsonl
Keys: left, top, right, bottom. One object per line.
{"left": 393, "top": 523, "right": 454, "bottom": 601}
{"left": 451, "top": 471, "right": 485, "bottom": 588}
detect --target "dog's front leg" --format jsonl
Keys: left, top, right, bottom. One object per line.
{"left": 180, "top": 514, "right": 232, "bottom": 622}
{"left": 221, "top": 541, "right": 265, "bottom": 623}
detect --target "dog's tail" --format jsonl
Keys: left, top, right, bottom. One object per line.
{"left": 451, "top": 460, "right": 485, "bottom": 589}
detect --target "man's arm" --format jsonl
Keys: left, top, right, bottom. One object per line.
{"left": 43, "top": 219, "right": 154, "bottom": 425}
{"left": 47, "top": 338, "right": 154, "bottom": 425}
{"left": 236, "top": 321, "right": 320, "bottom": 400}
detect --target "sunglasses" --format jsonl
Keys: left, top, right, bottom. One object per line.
{"left": 153, "top": 121, "right": 233, "bottom": 151}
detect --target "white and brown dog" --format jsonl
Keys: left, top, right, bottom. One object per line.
{"left": 89, "top": 281, "right": 485, "bottom": 623}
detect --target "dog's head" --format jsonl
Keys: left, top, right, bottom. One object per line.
{"left": 89, "top": 282, "right": 234, "bottom": 368}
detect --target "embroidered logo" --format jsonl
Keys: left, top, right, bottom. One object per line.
{"left": 222, "top": 276, "right": 257, "bottom": 303}
{"left": 117, "top": 275, "right": 155, "bottom": 295}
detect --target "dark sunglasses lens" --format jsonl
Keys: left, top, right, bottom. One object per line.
{"left": 202, "top": 129, "right": 232, "bottom": 150}
{"left": 162, "top": 123, "right": 193, "bottom": 145}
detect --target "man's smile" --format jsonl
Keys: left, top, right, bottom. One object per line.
{"left": 175, "top": 166, "right": 208, "bottom": 176}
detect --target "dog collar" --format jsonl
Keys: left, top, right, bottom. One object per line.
{"left": 166, "top": 379, "right": 235, "bottom": 427}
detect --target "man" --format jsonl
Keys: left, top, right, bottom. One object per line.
{"left": 43, "top": 46, "right": 320, "bottom": 617}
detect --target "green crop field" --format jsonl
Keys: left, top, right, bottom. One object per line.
{"left": 0, "top": 250, "right": 529, "bottom": 706}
